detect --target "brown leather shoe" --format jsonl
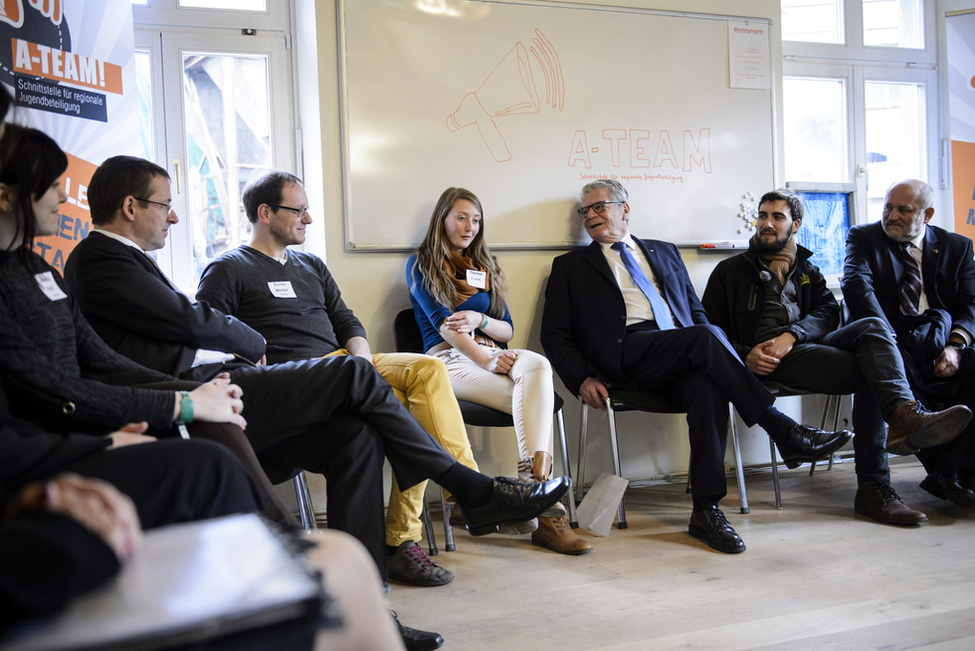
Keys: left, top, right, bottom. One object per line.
{"left": 886, "top": 401, "right": 972, "bottom": 456}
{"left": 854, "top": 480, "right": 927, "bottom": 525}
{"left": 531, "top": 515, "right": 593, "bottom": 555}
{"left": 530, "top": 451, "right": 566, "bottom": 518}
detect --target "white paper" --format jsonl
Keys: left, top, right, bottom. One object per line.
{"left": 268, "top": 280, "right": 298, "bottom": 298}
{"left": 34, "top": 272, "right": 67, "bottom": 301}
{"left": 1, "top": 514, "right": 321, "bottom": 651}
{"left": 575, "top": 473, "right": 629, "bottom": 537}
{"left": 466, "top": 269, "right": 486, "bottom": 289}
{"left": 728, "top": 20, "right": 771, "bottom": 90}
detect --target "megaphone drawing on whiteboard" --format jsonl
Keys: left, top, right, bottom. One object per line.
{"left": 446, "top": 28, "right": 564, "bottom": 162}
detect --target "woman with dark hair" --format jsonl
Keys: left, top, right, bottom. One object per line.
{"left": 408, "top": 187, "right": 591, "bottom": 555}
{"left": 0, "top": 124, "right": 298, "bottom": 529}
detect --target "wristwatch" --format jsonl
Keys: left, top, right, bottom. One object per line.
{"left": 946, "top": 340, "right": 967, "bottom": 350}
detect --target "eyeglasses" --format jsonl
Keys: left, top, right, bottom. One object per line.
{"left": 272, "top": 204, "right": 310, "bottom": 218}
{"left": 133, "top": 197, "right": 173, "bottom": 212}
{"left": 577, "top": 200, "right": 624, "bottom": 217}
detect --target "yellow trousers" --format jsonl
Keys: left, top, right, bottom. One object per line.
{"left": 327, "top": 350, "right": 478, "bottom": 546}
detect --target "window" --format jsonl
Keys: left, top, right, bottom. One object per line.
{"left": 133, "top": 0, "right": 295, "bottom": 291}
{"left": 781, "top": 0, "right": 844, "bottom": 44}
{"left": 863, "top": 0, "right": 923, "bottom": 48}
{"left": 781, "top": 0, "right": 938, "bottom": 228}
{"left": 783, "top": 77, "right": 848, "bottom": 183}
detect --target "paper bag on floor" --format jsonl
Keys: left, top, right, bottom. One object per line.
{"left": 576, "top": 473, "right": 629, "bottom": 537}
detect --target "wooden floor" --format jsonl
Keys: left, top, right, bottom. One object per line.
{"left": 387, "top": 459, "right": 975, "bottom": 650}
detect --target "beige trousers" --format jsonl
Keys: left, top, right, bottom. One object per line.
{"left": 429, "top": 344, "right": 555, "bottom": 460}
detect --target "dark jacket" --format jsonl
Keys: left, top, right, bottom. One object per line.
{"left": 842, "top": 221, "right": 975, "bottom": 338}
{"left": 541, "top": 238, "right": 708, "bottom": 396}
{"left": 701, "top": 243, "right": 840, "bottom": 359}
{"left": 64, "top": 232, "right": 266, "bottom": 377}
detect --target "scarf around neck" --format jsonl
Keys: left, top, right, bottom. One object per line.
{"left": 443, "top": 251, "right": 490, "bottom": 308}
{"left": 756, "top": 236, "right": 798, "bottom": 286}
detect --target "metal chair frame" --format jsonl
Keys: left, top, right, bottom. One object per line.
{"left": 577, "top": 389, "right": 749, "bottom": 530}
{"left": 292, "top": 471, "right": 317, "bottom": 530}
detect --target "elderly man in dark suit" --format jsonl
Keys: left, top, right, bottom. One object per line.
{"left": 843, "top": 179, "right": 975, "bottom": 507}
{"left": 541, "top": 179, "right": 851, "bottom": 554}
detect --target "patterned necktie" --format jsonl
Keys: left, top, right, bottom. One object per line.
{"left": 611, "top": 241, "right": 675, "bottom": 330}
{"left": 899, "top": 242, "right": 922, "bottom": 316}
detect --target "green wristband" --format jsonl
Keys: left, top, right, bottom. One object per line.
{"left": 178, "top": 390, "right": 194, "bottom": 424}
{"left": 479, "top": 314, "right": 489, "bottom": 329}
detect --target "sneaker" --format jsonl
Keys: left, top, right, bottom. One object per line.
{"left": 387, "top": 540, "right": 455, "bottom": 587}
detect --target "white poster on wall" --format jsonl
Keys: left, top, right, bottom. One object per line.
{"left": 728, "top": 20, "right": 771, "bottom": 90}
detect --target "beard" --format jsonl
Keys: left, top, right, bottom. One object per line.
{"left": 752, "top": 230, "right": 791, "bottom": 253}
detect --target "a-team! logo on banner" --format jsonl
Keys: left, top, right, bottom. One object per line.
{"left": 0, "top": 0, "right": 137, "bottom": 272}
{"left": 0, "top": 0, "right": 124, "bottom": 121}
{"left": 11, "top": 38, "right": 123, "bottom": 122}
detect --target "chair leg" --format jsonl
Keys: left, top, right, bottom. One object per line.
{"left": 440, "top": 487, "right": 455, "bottom": 552}
{"left": 554, "top": 407, "right": 578, "bottom": 528}
{"left": 605, "top": 397, "right": 628, "bottom": 529}
{"left": 420, "top": 496, "right": 439, "bottom": 557}
{"left": 827, "top": 395, "right": 842, "bottom": 471}
{"left": 577, "top": 403, "right": 590, "bottom": 505}
{"left": 729, "top": 409, "right": 749, "bottom": 514}
{"left": 293, "top": 472, "right": 317, "bottom": 530}
{"left": 768, "top": 437, "right": 782, "bottom": 509}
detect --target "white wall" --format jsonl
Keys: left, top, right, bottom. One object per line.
{"left": 293, "top": 0, "right": 845, "bottom": 490}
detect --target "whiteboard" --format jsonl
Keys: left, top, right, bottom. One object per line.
{"left": 338, "top": 0, "right": 775, "bottom": 250}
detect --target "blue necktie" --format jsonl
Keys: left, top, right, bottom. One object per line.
{"left": 611, "top": 241, "right": 675, "bottom": 330}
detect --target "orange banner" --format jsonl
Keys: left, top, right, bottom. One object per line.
{"left": 32, "top": 152, "right": 97, "bottom": 274}
{"left": 11, "top": 38, "right": 123, "bottom": 94}
{"left": 952, "top": 140, "right": 975, "bottom": 241}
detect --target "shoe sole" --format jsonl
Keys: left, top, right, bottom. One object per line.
{"left": 467, "top": 481, "right": 570, "bottom": 537}
{"left": 530, "top": 536, "right": 593, "bottom": 555}
{"left": 687, "top": 524, "right": 746, "bottom": 554}
{"left": 782, "top": 431, "right": 853, "bottom": 470}
{"left": 497, "top": 519, "right": 539, "bottom": 535}
{"left": 853, "top": 504, "right": 927, "bottom": 526}
{"left": 886, "top": 407, "right": 973, "bottom": 456}
{"left": 387, "top": 572, "right": 454, "bottom": 587}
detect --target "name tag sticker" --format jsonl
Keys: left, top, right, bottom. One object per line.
{"left": 466, "top": 269, "right": 486, "bottom": 289}
{"left": 35, "top": 271, "right": 67, "bottom": 301}
{"left": 268, "top": 281, "right": 297, "bottom": 298}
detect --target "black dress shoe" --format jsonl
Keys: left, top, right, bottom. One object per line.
{"left": 777, "top": 425, "right": 853, "bottom": 469}
{"left": 391, "top": 610, "right": 444, "bottom": 651}
{"left": 460, "top": 476, "right": 569, "bottom": 536}
{"left": 688, "top": 505, "right": 746, "bottom": 554}
{"left": 919, "top": 469, "right": 975, "bottom": 507}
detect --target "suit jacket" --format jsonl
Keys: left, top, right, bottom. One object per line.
{"left": 842, "top": 222, "right": 975, "bottom": 338}
{"left": 541, "top": 237, "right": 708, "bottom": 395}
{"left": 64, "top": 232, "right": 266, "bottom": 377}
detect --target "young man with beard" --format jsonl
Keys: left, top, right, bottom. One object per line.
{"left": 702, "top": 188, "right": 970, "bottom": 525}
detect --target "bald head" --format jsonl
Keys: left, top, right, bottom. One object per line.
{"left": 881, "top": 179, "right": 934, "bottom": 243}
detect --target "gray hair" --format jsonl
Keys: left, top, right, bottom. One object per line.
{"left": 581, "top": 179, "right": 628, "bottom": 203}
{"left": 887, "top": 179, "right": 934, "bottom": 212}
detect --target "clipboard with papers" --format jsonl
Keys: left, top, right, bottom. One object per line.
{"left": 1, "top": 513, "right": 336, "bottom": 651}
